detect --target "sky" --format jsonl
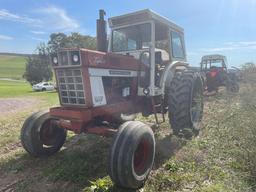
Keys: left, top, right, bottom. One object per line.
{"left": 0, "top": 0, "right": 256, "bottom": 67}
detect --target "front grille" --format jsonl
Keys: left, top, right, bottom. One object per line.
{"left": 56, "top": 68, "right": 86, "bottom": 105}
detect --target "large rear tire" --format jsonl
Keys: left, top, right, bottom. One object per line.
{"left": 21, "top": 111, "right": 67, "bottom": 157}
{"left": 168, "top": 71, "right": 204, "bottom": 137}
{"left": 108, "top": 121, "right": 155, "bottom": 189}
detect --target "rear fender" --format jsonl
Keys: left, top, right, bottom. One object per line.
{"left": 160, "top": 61, "right": 189, "bottom": 94}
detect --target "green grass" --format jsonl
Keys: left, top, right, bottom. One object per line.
{"left": 0, "top": 78, "right": 256, "bottom": 191}
{"left": 0, "top": 80, "right": 31, "bottom": 98}
{"left": 83, "top": 84, "right": 256, "bottom": 192}
{"left": 0, "top": 55, "right": 27, "bottom": 79}
{"left": 0, "top": 80, "right": 58, "bottom": 103}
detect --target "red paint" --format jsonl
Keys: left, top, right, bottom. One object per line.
{"left": 49, "top": 100, "right": 141, "bottom": 133}
{"left": 133, "top": 139, "right": 150, "bottom": 174}
{"left": 210, "top": 71, "right": 217, "bottom": 77}
{"left": 50, "top": 48, "right": 148, "bottom": 135}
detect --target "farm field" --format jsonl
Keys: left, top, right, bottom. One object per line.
{"left": 0, "top": 55, "right": 27, "bottom": 80}
{"left": 0, "top": 1, "right": 255, "bottom": 192}
{"left": 0, "top": 79, "right": 255, "bottom": 191}
{"left": 0, "top": 80, "right": 58, "bottom": 100}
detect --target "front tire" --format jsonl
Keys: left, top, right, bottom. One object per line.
{"left": 21, "top": 111, "right": 67, "bottom": 157}
{"left": 108, "top": 121, "right": 155, "bottom": 189}
{"left": 168, "top": 71, "right": 204, "bottom": 137}
{"left": 226, "top": 74, "right": 239, "bottom": 93}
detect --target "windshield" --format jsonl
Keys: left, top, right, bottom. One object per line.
{"left": 112, "top": 23, "right": 151, "bottom": 52}
{"left": 202, "top": 59, "right": 224, "bottom": 69}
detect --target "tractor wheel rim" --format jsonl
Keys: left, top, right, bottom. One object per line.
{"left": 133, "top": 139, "right": 150, "bottom": 175}
{"left": 40, "top": 119, "right": 58, "bottom": 146}
{"left": 191, "top": 85, "right": 203, "bottom": 124}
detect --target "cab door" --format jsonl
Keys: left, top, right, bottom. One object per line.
{"left": 170, "top": 31, "right": 186, "bottom": 62}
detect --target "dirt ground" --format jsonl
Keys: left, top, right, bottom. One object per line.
{"left": 0, "top": 97, "right": 39, "bottom": 115}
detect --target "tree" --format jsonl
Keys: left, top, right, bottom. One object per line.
{"left": 67, "top": 32, "right": 96, "bottom": 50}
{"left": 23, "top": 32, "right": 97, "bottom": 84}
{"left": 23, "top": 43, "right": 53, "bottom": 85}
{"left": 47, "top": 32, "right": 96, "bottom": 53}
{"left": 48, "top": 33, "right": 68, "bottom": 53}
{"left": 242, "top": 62, "right": 256, "bottom": 73}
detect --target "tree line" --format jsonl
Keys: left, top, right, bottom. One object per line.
{"left": 24, "top": 32, "right": 96, "bottom": 85}
{"left": 23, "top": 32, "right": 256, "bottom": 85}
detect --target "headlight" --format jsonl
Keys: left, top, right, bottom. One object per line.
{"left": 143, "top": 88, "right": 150, "bottom": 95}
{"left": 140, "top": 51, "right": 150, "bottom": 66}
{"left": 73, "top": 54, "right": 79, "bottom": 63}
{"left": 53, "top": 56, "right": 58, "bottom": 64}
{"left": 71, "top": 51, "right": 80, "bottom": 65}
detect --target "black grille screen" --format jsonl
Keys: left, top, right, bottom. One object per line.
{"left": 56, "top": 68, "right": 85, "bottom": 105}
{"left": 59, "top": 52, "right": 69, "bottom": 66}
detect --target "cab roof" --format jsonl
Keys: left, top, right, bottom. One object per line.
{"left": 108, "top": 9, "right": 184, "bottom": 33}
{"left": 201, "top": 54, "right": 227, "bottom": 61}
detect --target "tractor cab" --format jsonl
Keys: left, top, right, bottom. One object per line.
{"left": 200, "top": 54, "right": 228, "bottom": 88}
{"left": 108, "top": 9, "right": 187, "bottom": 96}
{"left": 200, "top": 54, "right": 227, "bottom": 72}
{"left": 200, "top": 54, "right": 238, "bottom": 93}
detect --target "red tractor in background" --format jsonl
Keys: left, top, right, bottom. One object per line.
{"left": 21, "top": 9, "right": 204, "bottom": 189}
{"left": 200, "top": 54, "right": 239, "bottom": 95}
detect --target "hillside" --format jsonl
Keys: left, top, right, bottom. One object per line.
{"left": 0, "top": 55, "right": 27, "bottom": 80}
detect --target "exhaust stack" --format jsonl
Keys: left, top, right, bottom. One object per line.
{"left": 97, "top": 9, "right": 107, "bottom": 52}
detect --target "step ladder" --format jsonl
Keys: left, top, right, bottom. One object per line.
{"left": 151, "top": 97, "right": 165, "bottom": 126}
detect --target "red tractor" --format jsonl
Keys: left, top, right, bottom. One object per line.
{"left": 200, "top": 54, "right": 239, "bottom": 95}
{"left": 21, "top": 10, "right": 204, "bottom": 189}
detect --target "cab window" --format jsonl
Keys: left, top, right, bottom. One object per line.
{"left": 171, "top": 31, "right": 185, "bottom": 58}
{"left": 112, "top": 23, "right": 151, "bottom": 52}
{"left": 127, "top": 39, "right": 136, "bottom": 50}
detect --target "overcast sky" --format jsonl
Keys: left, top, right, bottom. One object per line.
{"left": 0, "top": 0, "right": 256, "bottom": 67}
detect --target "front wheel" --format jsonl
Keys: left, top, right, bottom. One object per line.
{"left": 168, "top": 71, "right": 204, "bottom": 138}
{"left": 226, "top": 80, "right": 239, "bottom": 93}
{"left": 21, "top": 111, "right": 67, "bottom": 157}
{"left": 108, "top": 121, "right": 155, "bottom": 189}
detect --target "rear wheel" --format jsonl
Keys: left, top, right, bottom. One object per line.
{"left": 168, "top": 71, "right": 204, "bottom": 138}
{"left": 42, "top": 88, "right": 46, "bottom": 91}
{"left": 108, "top": 121, "right": 155, "bottom": 189}
{"left": 21, "top": 111, "right": 67, "bottom": 157}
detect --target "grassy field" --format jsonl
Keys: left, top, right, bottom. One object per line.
{"left": 0, "top": 55, "right": 27, "bottom": 80}
{"left": 0, "top": 78, "right": 255, "bottom": 191}
{"left": 0, "top": 80, "right": 32, "bottom": 98}
{"left": 0, "top": 80, "right": 58, "bottom": 105}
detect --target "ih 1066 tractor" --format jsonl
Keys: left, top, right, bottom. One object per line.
{"left": 21, "top": 9, "right": 204, "bottom": 189}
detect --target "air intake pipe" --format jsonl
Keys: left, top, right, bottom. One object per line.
{"left": 97, "top": 9, "right": 107, "bottom": 52}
